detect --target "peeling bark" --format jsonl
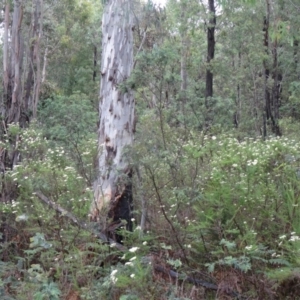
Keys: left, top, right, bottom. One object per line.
{"left": 92, "top": 0, "right": 135, "bottom": 239}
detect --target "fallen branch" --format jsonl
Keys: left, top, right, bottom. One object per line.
{"left": 154, "top": 265, "right": 217, "bottom": 290}
{"left": 34, "top": 191, "right": 126, "bottom": 251}
{"left": 154, "top": 265, "right": 243, "bottom": 299}
{"left": 35, "top": 191, "right": 243, "bottom": 298}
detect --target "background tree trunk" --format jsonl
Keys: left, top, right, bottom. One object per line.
{"left": 205, "top": 0, "right": 216, "bottom": 128}
{"left": 92, "top": 0, "right": 135, "bottom": 239}
{"left": 3, "top": 2, "right": 10, "bottom": 115}
{"left": 7, "top": 0, "right": 24, "bottom": 126}
{"left": 263, "top": 0, "right": 281, "bottom": 137}
{"left": 24, "top": 0, "right": 44, "bottom": 119}
{"left": 180, "top": 1, "right": 188, "bottom": 117}
{"left": 205, "top": 0, "right": 216, "bottom": 103}
{"left": 263, "top": 0, "right": 270, "bottom": 138}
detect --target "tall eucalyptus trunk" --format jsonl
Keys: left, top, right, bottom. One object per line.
{"left": 1, "top": 0, "right": 24, "bottom": 201}
{"left": 1, "top": 0, "right": 44, "bottom": 201}
{"left": 92, "top": 0, "right": 135, "bottom": 240}
{"left": 6, "top": 0, "right": 24, "bottom": 126}
{"left": 3, "top": 2, "right": 10, "bottom": 112}
{"left": 24, "top": 0, "right": 44, "bottom": 119}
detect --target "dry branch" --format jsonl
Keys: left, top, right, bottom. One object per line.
{"left": 154, "top": 265, "right": 243, "bottom": 299}
{"left": 34, "top": 191, "right": 126, "bottom": 251}
{"left": 34, "top": 191, "right": 242, "bottom": 298}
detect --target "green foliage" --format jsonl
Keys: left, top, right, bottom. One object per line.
{"left": 38, "top": 93, "right": 97, "bottom": 145}
{"left": 133, "top": 112, "right": 300, "bottom": 296}
{"left": 4, "top": 0, "right": 300, "bottom": 298}
{"left": 38, "top": 93, "right": 97, "bottom": 183}
{"left": 29, "top": 233, "right": 52, "bottom": 249}
{"left": 0, "top": 123, "right": 98, "bottom": 299}
{"left": 34, "top": 281, "right": 61, "bottom": 300}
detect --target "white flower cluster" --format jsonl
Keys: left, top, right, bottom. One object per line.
{"left": 110, "top": 269, "right": 118, "bottom": 284}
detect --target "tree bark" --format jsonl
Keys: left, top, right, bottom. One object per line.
{"left": 3, "top": 2, "right": 10, "bottom": 115}
{"left": 271, "top": 38, "right": 281, "bottom": 136}
{"left": 41, "top": 43, "right": 48, "bottom": 84}
{"left": 204, "top": 0, "right": 216, "bottom": 129}
{"left": 1, "top": 0, "right": 24, "bottom": 200}
{"left": 92, "top": 0, "right": 135, "bottom": 240}
{"left": 32, "top": 0, "right": 44, "bottom": 119}
{"left": 24, "top": 0, "right": 44, "bottom": 119}
{"left": 180, "top": 1, "right": 188, "bottom": 110}
{"left": 263, "top": 0, "right": 271, "bottom": 138}
{"left": 7, "top": 0, "right": 24, "bottom": 125}
{"left": 263, "top": 0, "right": 281, "bottom": 137}
{"left": 93, "top": 45, "right": 97, "bottom": 82}
{"left": 205, "top": 0, "right": 216, "bottom": 106}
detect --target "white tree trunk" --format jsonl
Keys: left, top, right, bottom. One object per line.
{"left": 3, "top": 2, "right": 10, "bottom": 109}
{"left": 9, "top": 0, "right": 23, "bottom": 124}
{"left": 92, "top": 0, "right": 135, "bottom": 235}
{"left": 41, "top": 43, "right": 48, "bottom": 84}
{"left": 32, "top": 0, "right": 44, "bottom": 119}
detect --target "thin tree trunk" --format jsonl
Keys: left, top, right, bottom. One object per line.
{"left": 271, "top": 38, "right": 281, "bottom": 136}
{"left": 205, "top": 0, "right": 216, "bottom": 128}
{"left": 263, "top": 0, "right": 281, "bottom": 137}
{"left": 3, "top": 2, "right": 10, "bottom": 116}
{"left": 8, "top": 0, "right": 24, "bottom": 125}
{"left": 32, "top": 0, "right": 44, "bottom": 119}
{"left": 293, "top": 39, "right": 298, "bottom": 78}
{"left": 23, "top": 0, "right": 44, "bottom": 119}
{"left": 93, "top": 45, "right": 97, "bottom": 82}
{"left": 263, "top": 0, "right": 271, "bottom": 138}
{"left": 41, "top": 43, "right": 48, "bottom": 84}
{"left": 180, "top": 1, "right": 188, "bottom": 115}
{"left": 205, "top": 0, "right": 216, "bottom": 103}
{"left": 24, "top": 2, "right": 35, "bottom": 113}
{"left": 92, "top": 0, "right": 135, "bottom": 241}
{"left": 234, "top": 52, "right": 242, "bottom": 128}
{"left": 180, "top": 36, "right": 188, "bottom": 104}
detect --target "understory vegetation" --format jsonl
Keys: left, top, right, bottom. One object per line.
{"left": 2, "top": 116, "right": 300, "bottom": 299}
{"left": 2, "top": 0, "right": 300, "bottom": 299}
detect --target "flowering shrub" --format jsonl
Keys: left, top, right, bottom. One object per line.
{"left": 2, "top": 114, "right": 300, "bottom": 299}
{"left": 0, "top": 123, "right": 98, "bottom": 299}
{"left": 133, "top": 118, "right": 300, "bottom": 296}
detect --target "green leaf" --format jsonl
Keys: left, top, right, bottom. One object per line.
{"left": 167, "top": 259, "right": 182, "bottom": 268}
{"left": 220, "top": 239, "right": 236, "bottom": 250}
